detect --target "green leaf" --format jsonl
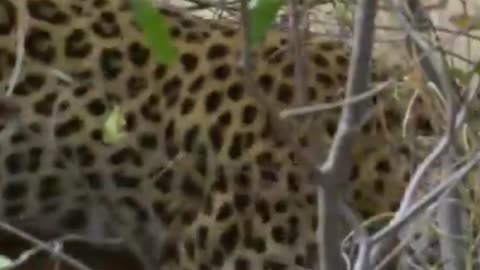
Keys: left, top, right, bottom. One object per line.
{"left": 0, "top": 255, "right": 13, "bottom": 270}
{"left": 449, "top": 61, "right": 480, "bottom": 86}
{"left": 129, "top": 0, "right": 177, "bottom": 64}
{"left": 102, "top": 105, "right": 127, "bottom": 145}
{"left": 449, "top": 67, "right": 472, "bottom": 85}
{"left": 249, "top": 0, "right": 284, "bottom": 48}
{"left": 473, "top": 60, "right": 480, "bottom": 76}
{"left": 449, "top": 14, "right": 480, "bottom": 30}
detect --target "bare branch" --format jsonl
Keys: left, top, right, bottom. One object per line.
{"left": 280, "top": 80, "right": 393, "bottom": 119}
{"left": 0, "top": 222, "right": 94, "bottom": 270}
{"left": 438, "top": 187, "right": 467, "bottom": 270}
{"left": 368, "top": 1, "right": 459, "bottom": 266}
{"left": 288, "top": 0, "right": 308, "bottom": 105}
{"left": 318, "top": 0, "right": 378, "bottom": 269}
{"left": 371, "top": 150, "right": 480, "bottom": 246}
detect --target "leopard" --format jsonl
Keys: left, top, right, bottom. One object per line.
{"left": 0, "top": 0, "right": 445, "bottom": 269}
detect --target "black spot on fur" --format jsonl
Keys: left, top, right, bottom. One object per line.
{"left": 316, "top": 73, "right": 335, "bottom": 88}
{"left": 65, "top": 29, "right": 92, "bottom": 58}
{"left": 216, "top": 203, "right": 233, "bottom": 221}
{"left": 255, "top": 199, "right": 270, "bottom": 223}
{"left": 128, "top": 42, "right": 150, "bottom": 67}
{"left": 54, "top": 116, "right": 84, "bottom": 137}
{"left": 197, "top": 225, "right": 208, "bottom": 248}
{"left": 3, "top": 182, "right": 27, "bottom": 201}
{"left": 38, "top": 175, "right": 62, "bottom": 200}
{"left": 108, "top": 147, "right": 143, "bottom": 166}
{"left": 92, "top": 11, "right": 121, "bottom": 38}
{"left": 233, "top": 193, "right": 250, "bottom": 212}
{"left": 113, "top": 171, "right": 140, "bottom": 188}
{"left": 207, "top": 43, "right": 229, "bottom": 60}
{"left": 220, "top": 224, "right": 239, "bottom": 254}
{"left": 100, "top": 48, "right": 123, "bottom": 79}
{"left": 76, "top": 145, "right": 95, "bottom": 167}
{"left": 375, "top": 159, "right": 391, "bottom": 173}
{"left": 33, "top": 92, "right": 57, "bottom": 116}
{"left": 0, "top": 1, "right": 16, "bottom": 35}
{"left": 242, "top": 104, "right": 258, "bottom": 125}
{"left": 188, "top": 75, "right": 205, "bottom": 93}
{"left": 184, "top": 125, "right": 199, "bottom": 152}
{"left": 277, "top": 83, "right": 293, "bottom": 104}
{"left": 25, "top": 28, "right": 55, "bottom": 64}
{"left": 27, "top": 0, "right": 69, "bottom": 24}
{"left": 209, "top": 124, "right": 223, "bottom": 152}
{"left": 180, "top": 53, "right": 198, "bottom": 72}
{"left": 60, "top": 209, "right": 88, "bottom": 230}
{"left": 162, "top": 76, "right": 182, "bottom": 108}
{"left": 271, "top": 225, "right": 286, "bottom": 243}
{"left": 227, "top": 82, "right": 244, "bottom": 101}
{"left": 181, "top": 175, "right": 203, "bottom": 198}
{"left": 235, "top": 258, "right": 250, "bottom": 270}
{"left": 154, "top": 168, "right": 173, "bottom": 193}
{"left": 118, "top": 197, "right": 148, "bottom": 222}
{"left": 313, "top": 54, "right": 329, "bottom": 67}
{"left": 228, "top": 133, "right": 242, "bottom": 159}
{"left": 138, "top": 133, "right": 158, "bottom": 149}
{"left": 86, "top": 98, "right": 106, "bottom": 116}
{"left": 282, "top": 63, "right": 294, "bottom": 77}
{"left": 127, "top": 76, "right": 148, "bottom": 98}
{"left": 205, "top": 91, "right": 222, "bottom": 113}
{"left": 213, "top": 64, "right": 231, "bottom": 80}
{"left": 85, "top": 172, "right": 102, "bottom": 190}
{"left": 181, "top": 98, "right": 195, "bottom": 115}
{"left": 373, "top": 179, "right": 385, "bottom": 194}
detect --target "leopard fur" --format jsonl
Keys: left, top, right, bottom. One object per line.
{"left": 0, "top": 0, "right": 442, "bottom": 269}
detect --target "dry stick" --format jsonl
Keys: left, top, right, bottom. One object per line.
{"left": 438, "top": 171, "right": 467, "bottom": 270}
{"left": 377, "top": 24, "right": 480, "bottom": 42}
{"left": 288, "top": 0, "right": 307, "bottom": 105}
{"left": 0, "top": 223, "right": 93, "bottom": 270}
{"left": 6, "top": 3, "right": 27, "bottom": 97}
{"left": 237, "top": 2, "right": 348, "bottom": 269}
{"left": 370, "top": 77, "right": 480, "bottom": 267}
{"left": 4, "top": 234, "right": 123, "bottom": 270}
{"left": 237, "top": 1, "right": 320, "bottom": 175}
{"left": 404, "top": 3, "right": 469, "bottom": 268}
{"left": 280, "top": 80, "right": 393, "bottom": 118}
{"left": 318, "top": 0, "right": 378, "bottom": 269}
{"left": 369, "top": 0, "right": 464, "bottom": 267}
{"left": 338, "top": 201, "right": 372, "bottom": 270}
{"left": 371, "top": 151, "right": 480, "bottom": 246}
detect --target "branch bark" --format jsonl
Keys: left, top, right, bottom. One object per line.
{"left": 318, "top": 0, "right": 378, "bottom": 269}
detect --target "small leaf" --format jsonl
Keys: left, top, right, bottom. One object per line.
{"left": 449, "top": 61, "right": 480, "bottom": 86}
{"left": 249, "top": 0, "right": 284, "bottom": 48}
{"left": 129, "top": 0, "right": 177, "bottom": 64}
{"left": 449, "top": 67, "right": 472, "bottom": 85}
{"left": 473, "top": 60, "right": 480, "bottom": 75}
{"left": 102, "top": 105, "right": 127, "bottom": 145}
{"left": 0, "top": 255, "right": 13, "bottom": 270}
{"left": 334, "top": 3, "right": 353, "bottom": 25}
{"left": 449, "top": 13, "right": 480, "bottom": 30}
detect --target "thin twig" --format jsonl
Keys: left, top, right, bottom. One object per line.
{"left": 288, "top": 0, "right": 307, "bottom": 105}
{"left": 280, "top": 80, "right": 393, "bottom": 119}
{"left": 0, "top": 223, "right": 93, "bottom": 270}
{"left": 371, "top": 151, "right": 480, "bottom": 246}
{"left": 339, "top": 201, "right": 371, "bottom": 270}
{"left": 238, "top": 1, "right": 329, "bottom": 187}
{"left": 6, "top": 4, "right": 27, "bottom": 97}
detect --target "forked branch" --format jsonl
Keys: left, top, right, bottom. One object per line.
{"left": 318, "top": 0, "right": 378, "bottom": 269}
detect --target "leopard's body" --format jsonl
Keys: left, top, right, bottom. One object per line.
{"left": 0, "top": 0, "right": 442, "bottom": 269}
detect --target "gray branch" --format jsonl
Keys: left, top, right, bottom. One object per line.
{"left": 318, "top": 0, "right": 378, "bottom": 269}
